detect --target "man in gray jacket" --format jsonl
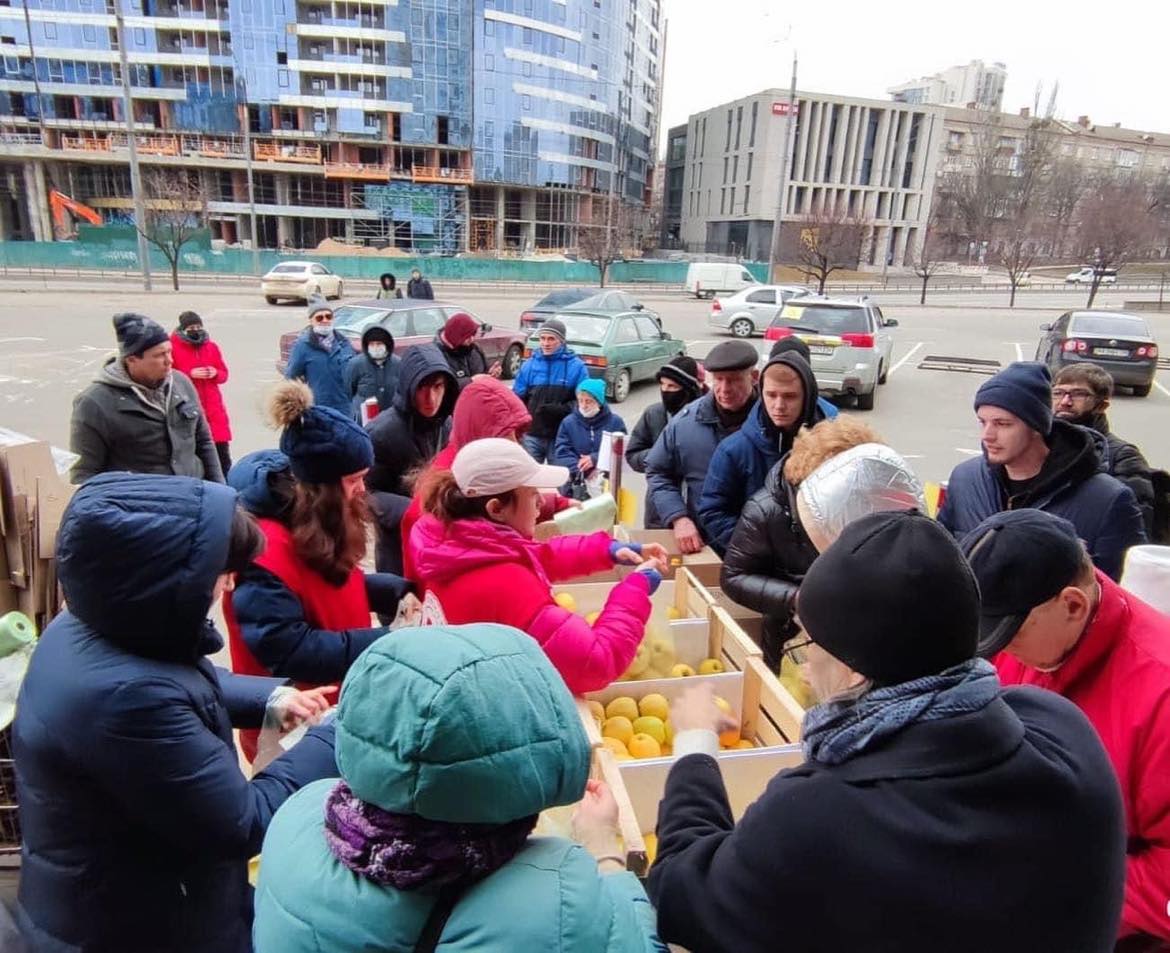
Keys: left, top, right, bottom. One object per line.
{"left": 70, "top": 313, "right": 224, "bottom": 484}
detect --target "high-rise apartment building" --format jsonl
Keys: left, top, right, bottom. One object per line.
{"left": 0, "top": 0, "right": 662, "bottom": 251}
{"left": 889, "top": 60, "right": 1006, "bottom": 111}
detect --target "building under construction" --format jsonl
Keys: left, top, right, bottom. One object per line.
{"left": 0, "top": 0, "right": 663, "bottom": 253}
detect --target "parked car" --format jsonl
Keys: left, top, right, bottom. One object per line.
{"left": 262, "top": 261, "right": 344, "bottom": 304}
{"left": 276, "top": 299, "right": 528, "bottom": 379}
{"left": 685, "top": 262, "right": 759, "bottom": 299}
{"left": 519, "top": 288, "right": 657, "bottom": 331}
{"left": 763, "top": 296, "right": 897, "bottom": 410}
{"left": 1035, "top": 310, "right": 1158, "bottom": 397}
{"left": 523, "top": 309, "right": 685, "bottom": 402}
{"left": 1065, "top": 267, "right": 1118, "bottom": 285}
{"left": 709, "top": 284, "right": 810, "bottom": 338}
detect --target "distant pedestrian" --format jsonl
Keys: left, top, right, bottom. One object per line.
{"left": 697, "top": 351, "right": 826, "bottom": 554}
{"left": 552, "top": 378, "right": 627, "bottom": 497}
{"left": 962, "top": 508, "right": 1170, "bottom": 945}
{"left": 626, "top": 356, "right": 705, "bottom": 528}
{"left": 644, "top": 339, "right": 758, "bottom": 554}
{"left": 70, "top": 313, "right": 224, "bottom": 484}
{"left": 435, "top": 310, "right": 500, "bottom": 389}
{"left": 769, "top": 335, "right": 839, "bottom": 420}
{"left": 170, "top": 310, "right": 233, "bottom": 476}
{"left": 938, "top": 361, "right": 1145, "bottom": 579}
{"left": 512, "top": 318, "right": 589, "bottom": 463}
{"left": 345, "top": 325, "right": 400, "bottom": 421}
{"left": 406, "top": 267, "right": 434, "bottom": 299}
{"left": 375, "top": 272, "right": 402, "bottom": 300}
{"left": 1052, "top": 362, "right": 1165, "bottom": 541}
{"left": 285, "top": 294, "right": 355, "bottom": 417}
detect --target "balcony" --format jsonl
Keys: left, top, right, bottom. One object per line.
{"left": 411, "top": 165, "right": 473, "bottom": 184}
{"left": 254, "top": 141, "right": 323, "bottom": 164}
{"left": 62, "top": 135, "right": 113, "bottom": 153}
{"left": 137, "top": 135, "right": 181, "bottom": 156}
{"left": 325, "top": 161, "right": 390, "bottom": 181}
{"left": 192, "top": 137, "right": 246, "bottom": 159}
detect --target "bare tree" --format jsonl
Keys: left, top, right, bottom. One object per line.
{"left": 578, "top": 197, "right": 633, "bottom": 287}
{"left": 999, "top": 215, "right": 1045, "bottom": 308}
{"left": 1046, "top": 157, "right": 1090, "bottom": 260}
{"left": 786, "top": 197, "right": 864, "bottom": 293}
{"left": 137, "top": 168, "right": 208, "bottom": 291}
{"left": 912, "top": 219, "right": 945, "bottom": 305}
{"left": 1076, "top": 174, "right": 1160, "bottom": 307}
{"left": 938, "top": 114, "right": 1011, "bottom": 255}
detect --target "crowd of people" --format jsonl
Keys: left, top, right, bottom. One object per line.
{"left": 5, "top": 302, "right": 1166, "bottom": 952}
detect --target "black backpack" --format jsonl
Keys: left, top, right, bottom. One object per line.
{"left": 1150, "top": 469, "right": 1170, "bottom": 545}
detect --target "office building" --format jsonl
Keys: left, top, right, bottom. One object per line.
{"left": 659, "top": 120, "right": 683, "bottom": 245}
{"left": 889, "top": 60, "right": 1006, "bottom": 111}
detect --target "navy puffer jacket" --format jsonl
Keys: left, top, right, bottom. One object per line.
{"left": 551, "top": 403, "right": 627, "bottom": 483}
{"left": 13, "top": 473, "right": 337, "bottom": 953}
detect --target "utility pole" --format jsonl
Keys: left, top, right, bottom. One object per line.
{"left": 768, "top": 53, "right": 798, "bottom": 282}
{"left": 21, "top": 1, "right": 50, "bottom": 152}
{"left": 237, "top": 76, "right": 261, "bottom": 275}
{"left": 114, "top": 0, "right": 152, "bottom": 291}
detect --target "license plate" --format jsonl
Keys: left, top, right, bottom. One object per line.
{"left": 808, "top": 345, "right": 835, "bottom": 356}
{"left": 1093, "top": 347, "right": 1129, "bottom": 357}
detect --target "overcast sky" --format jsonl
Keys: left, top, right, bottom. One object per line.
{"left": 658, "top": 0, "right": 1168, "bottom": 152}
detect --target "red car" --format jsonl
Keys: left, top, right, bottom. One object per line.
{"left": 277, "top": 298, "right": 528, "bottom": 377}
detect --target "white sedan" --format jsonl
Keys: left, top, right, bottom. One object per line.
{"left": 262, "top": 261, "right": 344, "bottom": 304}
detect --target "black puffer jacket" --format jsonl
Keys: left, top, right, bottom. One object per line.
{"left": 345, "top": 326, "right": 401, "bottom": 419}
{"left": 720, "top": 457, "right": 818, "bottom": 669}
{"left": 626, "top": 403, "right": 669, "bottom": 528}
{"left": 1087, "top": 412, "right": 1157, "bottom": 539}
{"left": 434, "top": 333, "right": 488, "bottom": 390}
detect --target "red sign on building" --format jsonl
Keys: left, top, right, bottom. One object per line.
{"left": 771, "top": 101, "right": 796, "bottom": 116}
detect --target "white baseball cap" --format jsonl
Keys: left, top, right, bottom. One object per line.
{"left": 452, "top": 438, "right": 569, "bottom": 497}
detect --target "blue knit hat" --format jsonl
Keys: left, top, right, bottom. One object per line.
{"left": 268, "top": 381, "right": 373, "bottom": 483}
{"left": 577, "top": 377, "right": 607, "bottom": 406}
{"left": 974, "top": 361, "right": 1053, "bottom": 436}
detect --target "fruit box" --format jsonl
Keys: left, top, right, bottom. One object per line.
{"left": 554, "top": 568, "right": 761, "bottom": 675}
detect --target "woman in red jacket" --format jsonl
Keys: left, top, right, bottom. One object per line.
{"left": 170, "top": 310, "right": 233, "bottom": 476}
{"left": 411, "top": 437, "right": 667, "bottom": 694}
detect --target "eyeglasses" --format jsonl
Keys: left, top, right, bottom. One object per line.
{"left": 312, "top": 313, "right": 333, "bottom": 323}
{"left": 782, "top": 635, "right": 813, "bottom": 665}
{"left": 1052, "top": 387, "right": 1095, "bottom": 402}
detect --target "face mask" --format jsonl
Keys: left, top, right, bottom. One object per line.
{"left": 367, "top": 343, "right": 388, "bottom": 361}
{"left": 579, "top": 403, "right": 601, "bottom": 419}
{"left": 182, "top": 328, "right": 207, "bottom": 344}
{"left": 312, "top": 322, "right": 332, "bottom": 337}
{"left": 662, "top": 389, "right": 689, "bottom": 416}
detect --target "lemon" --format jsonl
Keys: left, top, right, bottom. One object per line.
{"left": 602, "top": 716, "right": 634, "bottom": 746}
{"left": 553, "top": 592, "right": 578, "bottom": 612}
{"left": 601, "top": 736, "right": 629, "bottom": 757}
{"left": 605, "top": 696, "right": 639, "bottom": 722}
{"left": 586, "top": 700, "right": 605, "bottom": 726}
{"left": 670, "top": 663, "right": 696, "bottom": 678}
{"left": 712, "top": 695, "right": 732, "bottom": 714}
{"left": 733, "top": 738, "right": 755, "bottom": 749}
{"left": 585, "top": 610, "right": 601, "bottom": 625}
{"left": 663, "top": 719, "right": 674, "bottom": 745}
{"left": 628, "top": 733, "right": 662, "bottom": 759}
{"left": 624, "top": 641, "right": 651, "bottom": 678}
{"left": 666, "top": 606, "right": 683, "bottom": 620}
{"left": 632, "top": 715, "right": 666, "bottom": 745}
{"left": 649, "top": 638, "right": 676, "bottom": 672}
{"left": 638, "top": 692, "right": 670, "bottom": 722}
{"left": 643, "top": 832, "right": 658, "bottom": 866}
{"left": 698, "top": 657, "right": 724, "bottom": 675}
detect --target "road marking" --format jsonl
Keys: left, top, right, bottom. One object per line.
{"left": 0, "top": 337, "right": 47, "bottom": 344}
{"left": 1154, "top": 380, "right": 1170, "bottom": 399}
{"left": 888, "top": 342, "right": 923, "bottom": 375}
{"left": 955, "top": 447, "right": 982, "bottom": 456}
{"left": 684, "top": 339, "right": 725, "bottom": 349}
{"left": 1013, "top": 342, "right": 1025, "bottom": 361}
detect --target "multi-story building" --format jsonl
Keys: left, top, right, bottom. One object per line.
{"left": 0, "top": 0, "right": 662, "bottom": 251}
{"left": 659, "top": 120, "right": 683, "bottom": 245}
{"left": 679, "top": 89, "right": 943, "bottom": 266}
{"left": 889, "top": 60, "right": 1006, "bottom": 111}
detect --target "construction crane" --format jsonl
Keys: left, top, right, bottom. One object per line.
{"left": 49, "top": 190, "right": 102, "bottom": 239}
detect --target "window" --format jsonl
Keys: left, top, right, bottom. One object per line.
{"left": 44, "top": 22, "right": 57, "bottom": 40}
{"left": 485, "top": 87, "right": 494, "bottom": 104}
{"left": 522, "top": 60, "right": 532, "bottom": 77}
{"left": 749, "top": 100, "right": 757, "bottom": 147}
{"left": 276, "top": 50, "right": 287, "bottom": 65}
{"left": 734, "top": 105, "right": 742, "bottom": 149}
{"left": 725, "top": 110, "right": 732, "bottom": 150}
{"left": 311, "top": 264, "right": 328, "bottom": 275}
{"left": 722, "top": 156, "right": 727, "bottom": 183}
{"left": 410, "top": 308, "right": 448, "bottom": 336}
{"left": 720, "top": 188, "right": 725, "bottom": 214}
{"left": 634, "top": 315, "right": 660, "bottom": 339}
{"left": 746, "top": 289, "right": 776, "bottom": 304}
{"left": 133, "top": 27, "right": 144, "bottom": 44}
{"left": 82, "top": 24, "right": 96, "bottom": 42}
{"left": 743, "top": 185, "right": 750, "bottom": 212}
{"left": 484, "top": 19, "right": 494, "bottom": 36}
{"left": 615, "top": 319, "right": 639, "bottom": 343}
{"left": 522, "top": 94, "right": 530, "bottom": 110}
{"left": 484, "top": 54, "right": 493, "bottom": 70}
{"left": 523, "top": 27, "right": 532, "bottom": 44}
{"left": 745, "top": 153, "right": 752, "bottom": 180}
{"left": 732, "top": 156, "right": 738, "bottom": 182}
{"left": 729, "top": 187, "right": 735, "bottom": 211}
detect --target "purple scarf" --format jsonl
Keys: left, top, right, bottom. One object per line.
{"left": 323, "top": 781, "right": 537, "bottom": 890}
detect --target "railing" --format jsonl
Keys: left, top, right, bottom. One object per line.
{"left": 137, "top": 135, "right": 180, "bottom": 156}
{"left": 0, "top": 131, "right": 43, "bottom": 145}
{"left": 61, "top": 135, "right": 113, "bottom": 152}
{"left": 254, "top": 141, "right": 323, "bottom": 164}
{"left": 411, "top": 165, "right": 473, "bottom": 184}
{"left": 324, "top": 161, "right": 390, "bottom": 180}
{"left": 193, "top": 137, "right": 246, "bottom": 158}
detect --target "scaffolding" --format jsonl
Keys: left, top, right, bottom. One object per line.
{"left": 352, "top": 182, "right": 467, "bottom": 253}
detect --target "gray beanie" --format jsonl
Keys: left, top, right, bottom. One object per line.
{"left": 538, "top": 318, "right": 567, "bottom": 342}
{"left": 113, "top": 313, "right": 168, "bottom": 359}
{"left": 306, "top": 293, "right": 332, "bottom": 322}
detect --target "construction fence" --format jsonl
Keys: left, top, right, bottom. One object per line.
{"left": 0, "top": 239, "right": 770, "bottom": 287}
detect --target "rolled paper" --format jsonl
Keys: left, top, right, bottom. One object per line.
{"left": 0, "top": 611, "right": 35, "bottom": 658}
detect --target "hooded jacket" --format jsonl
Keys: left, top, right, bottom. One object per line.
{"left": 719, "top": 459, "right": 818, "bottom": 669}
{"left": 938, "top": 419, "right": 1146, "bottom": 580}
{"left": 697, "top": 354, "right": 824, "bottom": 554}
{"left": 70, "top": 358, "right": 224, "bottom": 484}
{"left": 285, "top": 327, "right": 355, "bottom": 418}
{"left": 345, "top": 326, "right": 402, "bottom": 419}
{"left": 406, "top": 274, "right": 434, "bottom": 299}
{"left": 435, "top": 331, "right": 489, "bottom": 390}
{"left": 169, "top": 330, "right": 232, "bottom": 443}
{"left": 410, "top": 516, "right": 652, "bottom": 694}
{"left": 254, "top": 624, "right": 663, "bottom": 953}
{"left": 513, "top": 344, "right": 590, "bottom": 439}
{"left": 552, "top": 402, "right": 628, "bottom": 483}
{"left": 996, "top": 572, "right": 1170, "bottom": 942}
{"left": 13, "top": 473, "right": 336, "bottom": 953}
{"left": 1077, "top": 411, "right": 1158, "bottom": 540}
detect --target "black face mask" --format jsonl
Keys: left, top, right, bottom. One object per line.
{"left": 182, "top": 329, "right": 207, "bottom": 344}
{"left": 661, "top": 389, "right": 690, "bottom": 416}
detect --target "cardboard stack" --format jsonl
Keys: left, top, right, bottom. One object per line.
{"left": 0, "top": 429, "right": 75, "bottom": 634}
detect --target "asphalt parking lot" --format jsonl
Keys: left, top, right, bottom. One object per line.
{"left": 1, "top": 280, "right": 1167, "bottom": 510}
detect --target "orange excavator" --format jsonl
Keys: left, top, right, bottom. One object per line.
{"left": 49, "top": 189, "right": 103, "bottom": 238}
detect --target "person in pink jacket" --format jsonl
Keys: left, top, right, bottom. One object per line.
{"left": 411, "top": 438, "right": 667, "bottom": 694}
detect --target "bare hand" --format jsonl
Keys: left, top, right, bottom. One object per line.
{"left": 189, "top": 367, "right": 210, "bottom": 380}
{"left": 275, "top": 686, "right": 334, "bottom": 731}
{"left": 572, "top": 779, "right": 622, "bottom": 857}
{"left": 578, "top": 454, "right": 594, "bottom": 474}
{"left": 672, "top": 517, "right": 704, "bottom": 555}
{"left": 203, "top": 366, "right": 217, "bottom": 380}
{"left": 639, "top": 542, "right": 670, "bottom": 566}
{"left": 611, "top": 545, "right": 644, "bottom": 566}
{"left": 489, "top": 361, "right": 503, "bottom": 379}
{"left": 671, "top": 683, "right": 738, "bottom": 736}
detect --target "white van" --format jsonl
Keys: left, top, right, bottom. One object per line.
{"left": 686, "top": 262, "right": 759, "bottom": 299}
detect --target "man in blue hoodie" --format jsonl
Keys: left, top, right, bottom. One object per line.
{"left": 365, "top": 343, "right": 458, "bottom": 573}
{"left": 513, "top": 318, "right": 589, "bottom": 462}
{"left": 552, "top": 377, "right": 627, "bottom": 496}
{"left": 698, "top": 351, "right": 826, "bottom": 554}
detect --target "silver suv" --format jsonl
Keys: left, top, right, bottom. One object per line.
{"left": 709, "top": 284, "right": 810, "bottom": 338}
{"left": 764, "top": 296, "right": 898, "bottom": 410}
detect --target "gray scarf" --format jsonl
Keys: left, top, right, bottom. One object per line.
{"left": 801, "top": 658, "right": 1000, "bottom": 766}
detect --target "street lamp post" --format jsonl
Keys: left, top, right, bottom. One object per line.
{"left": 768, "top": 53, "right": 798, "bottom": 282}
{"left": 114, "top": 0, "right": 152, "bottom": 291}
{"left": 236, "top": 76, "right": 261, "bottom": 275}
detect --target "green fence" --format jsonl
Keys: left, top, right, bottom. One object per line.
{"left": 0, "top": 238, "right": 769, "bottom": 286}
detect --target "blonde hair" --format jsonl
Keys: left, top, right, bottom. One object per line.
{"left": 783, "top": 416, "right": 882, "bottom": 486}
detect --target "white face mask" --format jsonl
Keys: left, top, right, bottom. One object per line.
{"left": 579, "top": 403, "right": 601, "bottom": 419}
{"left": 312, "top": 321, "right": 333, "bottom": 337}
{"left": 367, "top": 343, "right": 388, "bottom": 361}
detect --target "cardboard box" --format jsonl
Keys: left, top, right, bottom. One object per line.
{"left": 617, "top": 528, "right": 722, "bottom": 588}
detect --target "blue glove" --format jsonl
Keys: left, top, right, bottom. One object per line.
{"left": 609, "top": 540, "right": 644, "bottom": 564}
{"left": 633, "top": 567, "right": 663, "bottom": 595}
